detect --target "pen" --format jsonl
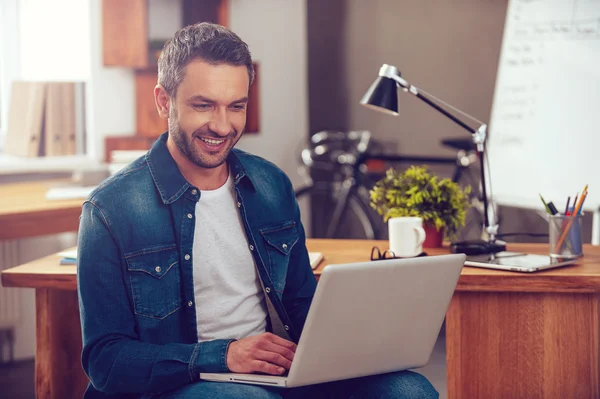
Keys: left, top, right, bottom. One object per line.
{"left": 554, "top": 189, "right": 588, "bottom": 253}
{"left": 547, "top": 202, "right": 558, "bottom": 215}
{"left": 564, "top": 196, "right": 571, "bottom": 215}
{"left": 539, "top": 193, "right": 552, "bottom": 214}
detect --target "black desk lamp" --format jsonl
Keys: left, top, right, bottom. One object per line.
{"left": 360, "top": 64, "right": 506, "bottom": 255}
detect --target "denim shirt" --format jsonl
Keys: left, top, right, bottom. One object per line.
{"left": 77, "top": 133, "right": 317, "bottom": 397}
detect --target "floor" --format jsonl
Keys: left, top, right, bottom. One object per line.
{"left": 0, "top": 333, "right": 448, "bottom": 399}
{"left": 0, "top": 359, "right": 35, "bottom": 399}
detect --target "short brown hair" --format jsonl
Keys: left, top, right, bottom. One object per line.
{"left": 158, "top": 22, "right": 254, "bottom": 97}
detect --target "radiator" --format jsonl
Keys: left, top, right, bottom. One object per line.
{"left": 0, "top": 240, "right": 20, "bottom": 363}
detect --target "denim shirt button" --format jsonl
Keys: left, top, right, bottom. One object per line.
{"left": 265, "top": 287, "right": 271, "bottom": 294}
{"left": 191, "top": 189, "right": 197, "bottom": 195}
{"left": 282, "top": 244, "right": 288, "bottom": 250}
{"left": 187, "top": 213, "right": 193, "bottom": 219}
{"left": 249, "top": 245, "right": 254, "bottom": 251}
{"left": 155, "top": 266, "right": 161, "bottom": 273}
{"left": 185, "top": 254, "right": 191, "bottom": 261}
{"left": 188, "top": 301, "right": 193, "bottom": 307}
{"left": 237, "top": 202, "right": 241, "bottom": 208}
{"left": 284, "top": 325, "right": 289, "bottom": 331}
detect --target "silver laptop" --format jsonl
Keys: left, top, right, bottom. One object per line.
{"left": 200, "top": 253, "right": 466, "bottom": 388}
{"left": 465, "top": 251, "right": 579, "bottom": 273}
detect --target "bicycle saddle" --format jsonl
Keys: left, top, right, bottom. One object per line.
{"left": 441, "top": 138, "right": 476, "bottom": 152}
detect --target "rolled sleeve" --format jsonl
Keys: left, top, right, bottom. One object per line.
{"left": 191, "top": 339, "right": 236, "bottom": 379}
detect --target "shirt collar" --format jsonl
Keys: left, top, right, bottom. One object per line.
{"left": 146, "top": 133, "right": 255, "bottom": 204}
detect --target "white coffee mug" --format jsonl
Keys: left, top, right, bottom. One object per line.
{"left": 388, "top": 216, "right": 426, "bottom": 257}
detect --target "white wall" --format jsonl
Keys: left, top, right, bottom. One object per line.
{"left": 230, "top": 0, "right": 308, "bottom": 188}
{"left": 344, "top": 0, "right": 507, "bottom": 157}
{"left": 19, "top": 0, "right": 91, "bottom": 81}
{"left": 229, "top": 0, "right": 311, "bottom": 229}
{"left": 148, "top": 0, "right": 183, "bottom": 41}
{"left": 0, "top": 0, "right": 21, "bottom": 143}
{"left": 86, "top": 0, "right": 136, "bottom": 161}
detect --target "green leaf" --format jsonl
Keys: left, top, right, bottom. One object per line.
{"left": 369, "top": 165, "right": 472, "bottom": 238}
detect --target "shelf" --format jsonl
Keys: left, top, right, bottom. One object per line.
{"left": 0, "top": 154, "right": 102, "bottom": 176}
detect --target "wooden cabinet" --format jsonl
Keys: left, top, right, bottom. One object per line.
{"left": 102, "top": 0, "right": 228, "bottom": 70}
{"left": 135, "top": 70, "right": 168, "bottom": 137}
{"left": 101, "top": 0, "right": 259, "bottom": 160}
{"left": 102, "top": 0, "right": 149, "bottom": 68}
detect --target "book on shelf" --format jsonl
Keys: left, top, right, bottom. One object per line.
{"left": 5, "top": 81, "right": 86, "bottom": 158}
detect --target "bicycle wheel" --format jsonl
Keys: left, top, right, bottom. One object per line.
{"left": 296, "top": 182, "right": 382, "bottom": 240}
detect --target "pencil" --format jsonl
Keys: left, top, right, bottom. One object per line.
{"left": 554, "top": 190, "right": 588, "bottom": 253}
{"left": 564, "top": 196, "right": 571, "bottom": 215}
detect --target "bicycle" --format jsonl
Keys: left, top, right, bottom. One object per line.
{"left": 294, "top": 130, "right": 490, "bottom": 240}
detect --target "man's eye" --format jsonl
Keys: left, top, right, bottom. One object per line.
{"left": 231, "top": 104, "right": 246, "bottom": 111}
{"left": 193, "top": 104, "right": 211, "bottom": 110}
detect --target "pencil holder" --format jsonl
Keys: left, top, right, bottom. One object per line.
{"left": 549, "top": 214, "right": 583, "bottom": 260}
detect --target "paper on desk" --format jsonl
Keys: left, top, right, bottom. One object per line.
{"left": 46, "top": 186, "right": 96, "bottom": 200}
{"left": 58, "top": 249, "right": 78, "bottom": 260}
{"left": 309, "top": 252, "right": 324, "bottom": 269}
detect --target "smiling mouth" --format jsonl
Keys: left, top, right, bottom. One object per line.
{"left": 198, "top": 137, "right": 226, "bottom": 146}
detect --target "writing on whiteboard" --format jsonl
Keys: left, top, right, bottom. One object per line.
{"left": 487, "top": 0, "right": 600, "bottom": 209}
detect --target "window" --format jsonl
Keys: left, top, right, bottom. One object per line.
{"left": 0, "top": 0, "right": 90, "bottom": 157}
{"left": 0, "top": 0, "right": 20, "bottom": 151}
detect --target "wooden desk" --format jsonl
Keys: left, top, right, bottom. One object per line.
{"left": 2, "top": 240, "right": 600, "bottom": 399}
{"left": 0, "top": 180, "right": 84, "bottom": 239}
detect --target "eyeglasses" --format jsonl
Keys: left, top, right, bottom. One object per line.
{"left": 370, "top": 246, "right": 428, "bottom": 261}
{"left": 370, "top": 246, "right": 398, "bottom": 261}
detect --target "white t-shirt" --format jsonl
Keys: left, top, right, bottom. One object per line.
{"left": 192, "top": 173, "right": 268, "bottom": 342}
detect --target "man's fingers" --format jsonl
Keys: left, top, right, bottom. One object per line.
{"left": 255, "top": 350, "right": 292, "bottom": 370}
{"left": 262, "top": 341, "right": 295, "bottom": 362}
{"left": 252, "top": 360, "right": 285, "bottom": 375}
{"left": 262, "top": 333, "right": 297, "bottom": 352}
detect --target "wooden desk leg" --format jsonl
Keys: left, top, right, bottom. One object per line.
{"left": 446, "top": 292, "right": 600, "bottom": 399}
{"left": 36, "top": 288, "right": 89, "bottom": 399}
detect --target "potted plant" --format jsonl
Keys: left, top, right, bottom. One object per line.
{"left": 369, "top": 165, "right": 471, "bottom": 247}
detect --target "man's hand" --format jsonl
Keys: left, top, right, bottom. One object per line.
{"left": 226, "top": 333, "right": 297, "bottom": 375}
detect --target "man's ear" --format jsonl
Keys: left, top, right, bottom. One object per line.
{"left": 154, "top": 85, "right": 171, "bottom": 119}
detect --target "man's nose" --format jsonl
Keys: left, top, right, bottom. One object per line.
{"left": 209, "top": 108, "right": 232, "bottom": 136}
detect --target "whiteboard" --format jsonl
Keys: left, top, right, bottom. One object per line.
{"left": 488, "top": 0, "right": 600, "bottom": 211}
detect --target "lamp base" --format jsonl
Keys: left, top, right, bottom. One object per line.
{"left": 450, "top": 239, "right": 507, "bottom": 256}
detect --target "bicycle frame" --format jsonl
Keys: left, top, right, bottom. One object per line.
{"left": 321, "top": 151, "right": 470, "bottom": 239}
{"left": 295, "top": 130, "right": 480, "bottom": 240}
{"left": 363, "top": 153, "right": 468, "bottom": 183}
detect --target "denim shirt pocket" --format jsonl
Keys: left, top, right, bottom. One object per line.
{"left": 125, "top": 244, "right": 182, "bottom": 319}
{"left": 260, "top": 221, "right": 299, "bottom": 293}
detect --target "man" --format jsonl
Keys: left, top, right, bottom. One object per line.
{"left": 77, "top": 22, "right": 438, "bottom": 398}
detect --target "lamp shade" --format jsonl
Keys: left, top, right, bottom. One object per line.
{"left": 360, "top": 76, "right": 398, "bottom": 116}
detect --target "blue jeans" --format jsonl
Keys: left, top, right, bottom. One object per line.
{"left": 159, "top": 371, "right": 439, "bottom": 399}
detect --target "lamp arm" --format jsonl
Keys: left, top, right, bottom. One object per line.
{"left": 388, "top": 74, "right": 480, "bottom": 136}
{"left": 388, "top": 73, "right": 495, "bottom": 235}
